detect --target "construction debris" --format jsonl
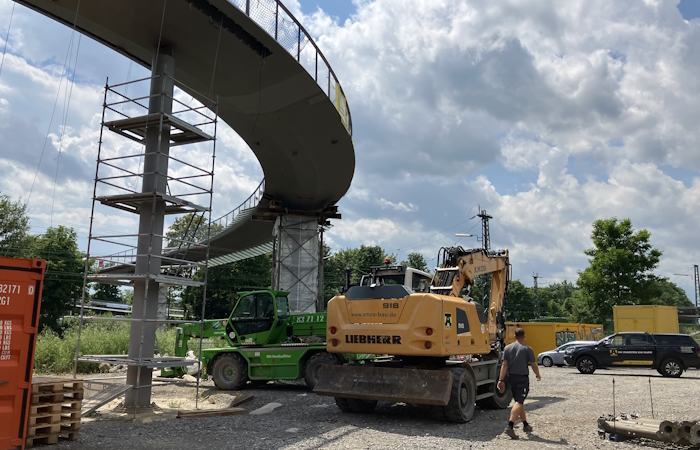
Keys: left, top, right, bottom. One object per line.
{"left": 176, "top": 408, "right": 247, "bottom": 419}
{"left": 230, "top": 393, "right": 254, "bottom": 408}
{"left": 598, "top": 413, "right": 700, "bottom": 446}
{"left": 249, "top": 403, "right": 282, "bottom": 415}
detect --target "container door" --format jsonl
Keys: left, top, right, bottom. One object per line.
{"left": 0, "top": 257, "right": 45, "bottom": 450}
{"left": 617, "top": 318, "right": 636, "bottom": 332}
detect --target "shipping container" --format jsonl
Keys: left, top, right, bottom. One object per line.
{"left": 613, "top": 305, "right": 679, "bottom": 334}
{"left": 505, "top": 322, "right": 604, "bottom": 358}
{"left": 0, "top": 257, "right": 46, "bottom": 450}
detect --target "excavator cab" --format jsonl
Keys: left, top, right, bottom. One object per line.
{"left": 225, "top": 290, "right": 291, "bottom": 346}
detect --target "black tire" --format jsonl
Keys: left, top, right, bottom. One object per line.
{"left": 576, "top": 356, "right": 596, "bottom": 374}
{"left": 659, "top": 358, "right": 683, "bottom": 378}
{"left": 542, "top": 356, "right": 553, "bottom": 368}
{"left": 477, "top": 376, "right": 513, "bottom": 410}
{"left": 443, "top": 367, "right": 476, "bottom": 422}
{"left": 335, "top": 397, "right": 352, "bottom": 412}
{"left": 346, "top": 399, "right": 378, "bottom": 413}
{"left": 304, "top": 352, "right": 339, "bottom": 389}
{"left": 212, "top": 353, "right": 249, "bottom": 390}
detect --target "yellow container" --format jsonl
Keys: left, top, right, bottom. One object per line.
{"left": 613, "top": 305, "right": 679, "bottom": 334}
{"left": 505, "top": 322, "right": 604, "bottom": 358}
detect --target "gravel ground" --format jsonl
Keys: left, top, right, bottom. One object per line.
{"left": 55, "top": 366, "right": 700, "bottom": 450}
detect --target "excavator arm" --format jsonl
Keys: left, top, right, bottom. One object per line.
{"left": 431, "top": 247, "right": 509, "bottom": 347}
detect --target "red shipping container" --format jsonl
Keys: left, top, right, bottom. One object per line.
{"left": 0, "top": 257, "right": 46, "bottom": 450}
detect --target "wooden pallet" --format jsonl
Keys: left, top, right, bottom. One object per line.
{"left": 26, "top": 378, "right": 83, "bottom": 447}
{"left": 25, "top": 431, "right": 79, "bottom": 448}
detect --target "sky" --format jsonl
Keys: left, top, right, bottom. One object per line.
{"left": 0, "top": 0, "right": 699, "bottom": 298}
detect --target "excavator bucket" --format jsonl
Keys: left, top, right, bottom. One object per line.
{"left": 313, "top": 365, "right": 453, "bottom": 406}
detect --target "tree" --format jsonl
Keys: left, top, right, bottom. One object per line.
{"left": 165, "top": 213, "right": 223, "bottom": 248}
{"left": 400, "top": 252, "right": 429, "bottom": 273}
{"left": 32, "top": 226, "right": 85, "bottom": 333}
{"left": 538, "top": 281, "right": 579, "bottom": 318}
{"left": 91, "top": 283, "right": 122, "bottom": 303}
{"left": 181, "top": 253, "right": 272, "bottom": 319}
{"left": 504, "top": 280, "right": 535, "bottom": 321}
{"left": 643, "top": 278, "right": 693, "bottom": 307}
{"left": 0, "top": 193, "right": 31, "bottom": 257}
{"left": 322, "top": 245, "right": 394, "bottom": 302}
{"left": 577, "top": 218, "right": 663, "bottom": 322}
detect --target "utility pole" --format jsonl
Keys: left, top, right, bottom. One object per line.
{"left": 695, "top": 264, "right": 699, "bottom": 322}
{"left": 533, "top": 273, "right": 540, "bottom": 319}
{"left": 476, "top": 208, "right": 492, "bottom": 252}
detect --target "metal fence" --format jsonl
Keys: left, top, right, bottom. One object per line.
{"left": 211, "top": 177, "right": 266, "bottom": 229}
{"left": 227, "top": 0, "right": 352, "bottom": 135}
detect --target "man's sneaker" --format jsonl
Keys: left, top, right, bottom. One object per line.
{"left": 523, "top": 424, "right": 533, "bottom": 433}
{"left": 504, "top": 427, "right": 518, "bottom": 439}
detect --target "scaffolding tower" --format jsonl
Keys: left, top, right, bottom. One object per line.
{"left": 73, "top": 55, "right": 218, "bottom": 409}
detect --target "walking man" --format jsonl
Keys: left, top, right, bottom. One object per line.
{"left": 497, "top": 327, "right": 541, "bottom": 439}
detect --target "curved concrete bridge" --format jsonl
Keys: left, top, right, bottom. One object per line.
{"left": 18, "top": 0, "right": 355, "bottom": 265}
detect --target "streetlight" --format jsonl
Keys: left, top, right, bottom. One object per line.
{"left": 455, "top": 233, "right": 475, "bottom": 237}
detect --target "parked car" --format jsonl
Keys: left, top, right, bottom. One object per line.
{"left": 564, "top": 332, "right": 700, "bottom": 377}
{"left": 537, "top": 341, "right": 592, "bottom": 367}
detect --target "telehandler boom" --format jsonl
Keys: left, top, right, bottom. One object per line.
{"left": 314, "top": 246, "right": 513, "bottom": 422}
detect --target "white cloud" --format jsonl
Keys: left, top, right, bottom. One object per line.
{"left": 4, "top": 0, "right": 700, "bottom": 298}
{"left": 377, "top": 198, "right": 418, "bottom": 212}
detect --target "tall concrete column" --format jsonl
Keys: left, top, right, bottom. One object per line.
{"left": 272, "top": 215, "right": 320, "bottom": 312}
{"left": 125, "top": 50, "right": 174, "bottom": 408}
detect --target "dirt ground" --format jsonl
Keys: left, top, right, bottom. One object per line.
{"left": 55, "top": 366, "right": 700, "bottom": 450}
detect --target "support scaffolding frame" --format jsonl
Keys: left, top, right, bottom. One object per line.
{"left": 73, "top": 72, "right": 218, "bottom": 411}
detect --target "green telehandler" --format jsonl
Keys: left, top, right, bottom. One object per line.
{"left": 161, "top": 264, "right": 434, "bottom": 390}
{"left": 161, "top": 289, "right": 357, "bottom": 389}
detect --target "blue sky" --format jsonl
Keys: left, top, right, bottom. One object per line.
{"left": 678, "top": 0, "right": 700, "bottom": 19}
{"left": 1, "top": 0, "right": 699, "bottom": 297}
{"left": 298, "top": 0, "right": 356, "bottom": 23}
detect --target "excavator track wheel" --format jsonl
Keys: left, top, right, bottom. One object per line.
{"left": 335, "top": 397, "right": 352, "bottom": 412}
{"left": 443, "top": 367, "right": 476, "bottom": 423}
{"left": 212, "top": 353, "right": 249, "bottom": 390}
{"left": 477, "top": 373, "right": 513, "bottom": 410}
{"left": 346, "top": 399, "right": 378, "bottom": 413}
{"left": 304, "top": 352, "right": 340, "bottom": 389}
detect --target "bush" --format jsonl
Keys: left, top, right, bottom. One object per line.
{"left": 34, "top": 317, "right": 179, "bottom": 374}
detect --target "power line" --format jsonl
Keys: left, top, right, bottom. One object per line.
{"left": 0, "top": 2, "right": 14, "bottom": 79}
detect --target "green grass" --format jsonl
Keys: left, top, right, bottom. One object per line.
{"left": 34, "top": 317, "right": 180, "bottom": 374}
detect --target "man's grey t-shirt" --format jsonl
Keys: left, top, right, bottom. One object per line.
{"left": 503, "top": 341, "right": 535, "bottom": 376}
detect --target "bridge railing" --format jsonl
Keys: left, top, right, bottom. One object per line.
{"left": 211, "top": 178, "right": 266, "bottom": 231}
{"left": 227, "top": 0, "right": 352, "bottom": 136}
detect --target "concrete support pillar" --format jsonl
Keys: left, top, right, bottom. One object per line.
{"left": 272, "top": 215, "right": 320, "bottom": 312}
{"left": 125, "top": 50, "right": 174, "bottom": 408}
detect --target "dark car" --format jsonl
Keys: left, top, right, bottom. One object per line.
{"left": 564, "top": 332, "right": 700, "bottom": 377}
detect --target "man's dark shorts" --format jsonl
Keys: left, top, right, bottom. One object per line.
{"left": 509, "top": 374, "right": 530, "bottom": 404}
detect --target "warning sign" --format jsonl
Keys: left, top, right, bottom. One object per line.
{"left": 444, "top": 313, "right": 452, "bottom": 330}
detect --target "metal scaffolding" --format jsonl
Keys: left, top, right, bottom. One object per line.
{"left": 73, "top": 58, "right": 218, "bottom": 409}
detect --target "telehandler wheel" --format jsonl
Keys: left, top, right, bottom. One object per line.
{"left": 304, "top": 352, "right": 339, "bottom": 389}
{"left": 477, "top": 376, "right": 513, "bottom": 410}
{"left": 335, "top": 397, "right": 352, "bottom": 412}
{"left": 212, "top": 353, "right": 249, "bottom": 390}
{"left": 443, "top": 367, "right": 476, "bottom": 423}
